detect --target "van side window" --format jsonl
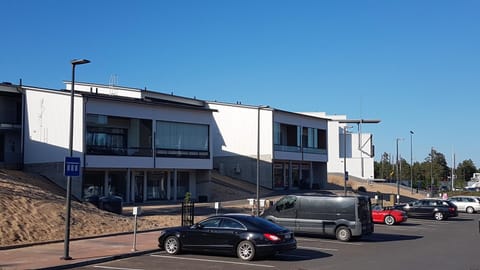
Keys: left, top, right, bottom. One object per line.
{"left": 276, "top": 196, "right": 297, "bottom": 211}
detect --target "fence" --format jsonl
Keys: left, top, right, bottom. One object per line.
{"left": 181, "top": 202, "right": 195, "bottom": 226}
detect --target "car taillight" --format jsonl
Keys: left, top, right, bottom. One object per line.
{"left": 264, "top": 233, "right": 281, "bottom": 242}
{"left": 449, "top": 207, "right": 455, "bottom": 212}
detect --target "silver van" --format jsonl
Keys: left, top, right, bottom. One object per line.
{"left": 262, "top": 195, "right": 374, "bottom": 241}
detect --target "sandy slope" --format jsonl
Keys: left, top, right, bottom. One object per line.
{"left": 0, "top": 170, "right": 181, "bottom": 247}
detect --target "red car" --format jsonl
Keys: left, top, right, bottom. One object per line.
{"left": 372, "top": 205, "right": 408, "bottom": 225}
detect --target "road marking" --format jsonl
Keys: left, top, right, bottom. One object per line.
{"left": 151, "top": 254, "right": 276, "bottom": 268}
{"left": 93, "top": 266, "right": 143, "bottom": 270}
{"left": 298, "top": 245, "right": 338, "bottom": 252}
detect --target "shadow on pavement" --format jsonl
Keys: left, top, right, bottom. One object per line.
{"left": 364, "top": 233, "right": 423, "bottom": 242}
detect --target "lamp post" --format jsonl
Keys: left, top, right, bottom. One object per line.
{"left": 410, "top": 131, "right": 414, "bottom": 193}
{"left": 343, "top": 126, "right": 352, "bottom": 196}
{"left": 430, "top": 147, "right": 434, "bottom": 196}
{"left": 256, "top": 105, "right": 268, "bottom": 216}
{"left": 395, "top": 138, "right": 403, "bottom": 204}
{"left": 62, "top": 59, "right": 90, "bottom": 260}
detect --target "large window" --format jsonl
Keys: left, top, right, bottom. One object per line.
{"left": 274, "top": 122, "right": 300, "bottom": 152}
{"left": 86, "top": 114, "right": 152, "bottom": 156}
{"left": 155, "top": 121, "right": 209, "bottom": 158}
{"left": 302, "top": 127, "right": 327, "bottom": 153}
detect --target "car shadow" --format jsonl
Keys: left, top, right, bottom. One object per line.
{"left": 271, "top": 248, "right": 333, "bottom": 261}
{"left": 362, "top": 233, "right": 423, "bottom": 242}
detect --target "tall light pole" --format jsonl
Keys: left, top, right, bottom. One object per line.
{"left": 410, "top": 131, "right": 414, "bottom": 193}
{"left": 256, "top": 105, "right": 268, "bottom": 216}
{"left": 395, "top": 138, "right": 403, "bottom": 204}
{"left": 430, "top": 147, "right": 434, "bottom": 196}
{"left": 62, "top": 59, "right": 90, "bottom": 260}
{"left": 343, "top": 126, "right": 352, "bottom": 196}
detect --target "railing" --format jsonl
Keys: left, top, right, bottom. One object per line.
{"left": 86, "top": 146, "right": 152, "bottom": 156}
{"left": 155, "top": 148, "right": 210, "bottom": 159}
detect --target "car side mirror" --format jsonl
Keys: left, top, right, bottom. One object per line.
{"left": 191, "top": 223, "right": 202, "bottom": 229}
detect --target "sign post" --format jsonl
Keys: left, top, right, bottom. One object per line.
{"left": 132, "top": 207, "right": 141, "bottom": 252}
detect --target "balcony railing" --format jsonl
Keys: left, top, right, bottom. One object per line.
{"left": 274, "top": 145, "right": 327, "bottom": 155}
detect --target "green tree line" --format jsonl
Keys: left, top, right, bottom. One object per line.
{"left": 374, "top": 149, "right": 478, "bottom": 190}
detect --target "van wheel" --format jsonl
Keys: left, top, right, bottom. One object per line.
{"left": 336, "top": 226, "right": 351, "bottom": 242}
{"left": 384, "top": 215, "right": 395, "bottom": 226}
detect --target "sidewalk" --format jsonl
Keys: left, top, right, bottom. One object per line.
{"left": 0, "top": 230, "right": 161, "bottom": 270}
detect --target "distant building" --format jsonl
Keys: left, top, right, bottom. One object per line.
{"left": 301, "top": 113, "right": 379, "bottom": 180}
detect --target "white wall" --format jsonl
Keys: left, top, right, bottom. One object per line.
{"left": 327, "top": 118, "right": 375, "bottom": 179}
{"left": 208, "top": 103, "right": 273, "bottom": 160}
{"left": 24, "top": 88, "right": 84, "bottom": 163}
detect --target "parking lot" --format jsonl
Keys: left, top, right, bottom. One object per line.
{"left": 76, "top": 213, "right": 480, "bottom": 270}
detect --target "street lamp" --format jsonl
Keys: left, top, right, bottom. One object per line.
{"left": 395, "top": 138, "right": 403, "bottom": 204}
{"left": 256, "top": 105, "right": 268, "bottom": 216}
{"left": 430, "top": 147, "right": 435, "bottom": 196}
{"left": 410, "top": 131, "right": 414, "bottom": 193}
{"left": 62, "top": 59, "right": 90, "bottom": 260}
{"left": 343, "top": 126, "right": 352, "bottom": 196}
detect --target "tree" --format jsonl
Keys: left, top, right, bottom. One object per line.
{"left": 374, "top": 152, "right": 394, "bottom": 179}
{"left": 455, "top": 159, "right": 477, "bottom": 187}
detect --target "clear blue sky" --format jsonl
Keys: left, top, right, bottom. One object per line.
{"left": 2, "top": 0, "right": 479, "bottom": 168}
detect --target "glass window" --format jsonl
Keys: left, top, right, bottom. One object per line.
{"left": 200, "top": 218, "right": 221, "bottom": 228}
{"left": 155, "top": 121, "right": 209, "bottom": 158}
{"left": 221, "top": 218, "right": 245, "bottom": 230}
{"left": 86, "top": 114, "right": 152, "bottom": 156}
{"left": 275, "top": 195, "right": 297, "bottom": 211}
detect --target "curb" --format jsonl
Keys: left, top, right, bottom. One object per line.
{"left": 36, "top": 248, "right": 161, "bottom": 270}
{"left": 0, "top": 229, "right": 162, "bottom": 251}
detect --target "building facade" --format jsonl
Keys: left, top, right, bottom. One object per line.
{"left": 22, "top": 82, "right": 214, "bottom": 203}
{"left": 208, "top": 102, "right": 329, "bottom": 190}
{"left": 0, "top": 83, "right": 23, "bottom": 169}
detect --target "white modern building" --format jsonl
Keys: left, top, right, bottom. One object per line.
{"left": 300, "top": 113, "right": 379, "bottom": 180}
{"left": 22, "top": 82, "right": 215, "bottom": 203}
{"left": 208, "top": 102, "right": 329, "bottom": 190}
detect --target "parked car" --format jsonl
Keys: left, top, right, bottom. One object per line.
{"left": 449, "top": 196, "right": 480, "bottom": 214}
{"left": 158, "top": 213, "right": 296, "bottom": 261}
{"left": 393, "top": 199, "right": 458, "bottom": 221}
{"left": 261, "top": 194, "right": 374, "bottom": 241}
{"left": 372, "top": 205, "right": 408, "bottom": 225}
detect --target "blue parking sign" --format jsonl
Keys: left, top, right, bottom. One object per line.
{"left": 64, "top": 157, "right": 81, "bottom": 177}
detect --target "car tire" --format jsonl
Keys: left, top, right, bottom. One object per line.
{"left": 434, "top": 212, "right": 444, "bottom": 221}
{"left": 336, "top": 226, "right": 351, "bottom": 242}
{"left": 384, "top": 215, "right": 395, "bottom": 226}
{"left": 466, "top": 207, "right": 474, "bottom": 214}
{"left": 164, "top": 236, "right": 181, "bottom": 255}
{"left": 237, "top": 240, "right": 255, "bottom": 261}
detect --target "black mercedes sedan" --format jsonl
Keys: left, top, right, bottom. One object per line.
{"left": 158, "top": 213, "right": 296, "bottom": 261}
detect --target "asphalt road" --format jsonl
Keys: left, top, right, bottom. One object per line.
{"left": 76, "top": 213, "right": 480, "bottom": 270}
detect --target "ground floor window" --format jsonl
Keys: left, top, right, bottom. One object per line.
{"left": 147, "top": 171, "right": 168, "bottom": 200}
{"left": 83, "top": 171, "right": 105, "bottom": 197}
{"left": 273, "top": 161, "right": 312, "bottom": 190}
{"left": 177, "top": 172, "right": 190, "bottom": 199}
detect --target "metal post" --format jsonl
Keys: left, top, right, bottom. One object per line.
{"left": 396, "top": 138, "right": 401, "bottom": 204}
{"left": 410, "top": 131, "right": 414, "bottom": 193}
{"left": 431, "top": 147, "right": 434, "bottom": 196}
{"left": 344, "top": 127, "right": 347, "bottom": 196}
{"left": 256, "top": 106, "right": 260, "bottom": 216}
{"left": 62, "top": 59, "right": 89, "bottom": 260}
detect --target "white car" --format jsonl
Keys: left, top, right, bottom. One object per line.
{"left": 449, "top": 196, "right": 480, "bottom": 214}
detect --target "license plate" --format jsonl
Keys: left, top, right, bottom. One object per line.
{"left": 284, "top": 233, "right": 291, "bottom": 239}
